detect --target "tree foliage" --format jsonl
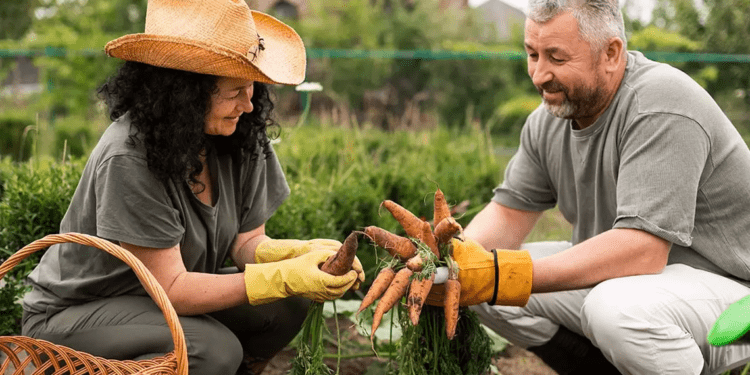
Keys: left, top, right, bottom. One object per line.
{"left": 295, "top": 0, "right": 532, "bottom": 130}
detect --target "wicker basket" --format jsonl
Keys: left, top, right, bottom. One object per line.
{"left": 0, "top": 233, "right": 188, "bottom": 375}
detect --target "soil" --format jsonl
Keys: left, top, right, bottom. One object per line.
{"left": 262, "top": 316, "right": 557, "bottom": 375}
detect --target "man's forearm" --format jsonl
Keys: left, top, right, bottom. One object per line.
{"left": 464, "top": 201, "right": 542, "bottom": 250}
{"left": 531, "top": 228, "right": 670, "bottom": 293}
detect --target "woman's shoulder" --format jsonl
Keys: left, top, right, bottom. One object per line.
{"left": 91, "top": 114, "right": 147, "bottom": 164}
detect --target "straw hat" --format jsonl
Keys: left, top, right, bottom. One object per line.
{"left": 105, "top": 0, "right": 306, "bottom": 85}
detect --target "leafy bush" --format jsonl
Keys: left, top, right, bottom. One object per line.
{"left": 0, "top": 156, "right": 85, "bottom": 335}
{"left": 52, "top": 115, "right": 99, "bottom": 158}
{"left": 0, "top": 110, "right": 35, "bottom": 161}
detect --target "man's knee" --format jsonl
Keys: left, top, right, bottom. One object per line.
{"left": 580, "top": 278, "right": 704, "bottom": 373}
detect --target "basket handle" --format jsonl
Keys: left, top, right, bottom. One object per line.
{"left": 0, "top": 233, "right": 188, "bottom": 375}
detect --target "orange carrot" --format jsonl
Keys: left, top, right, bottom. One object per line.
{"left": 382, "top": 200, "right": 425, "bottom": 240}
{"left": 382, "top": 200, "right": 439, "bottom": 258}
{"left": 358, "top": 267, "right": 396, "bottom": 314}
{"left": 405, "top": 253, "right": 423, "bottom": 272}
{"left": 321, "top": 232, "right": 359, "bottom": 276}
{"left": 444, "top": 279, "right": 461, "bottom": 340}
{"left": 371, "top": 267, "right": 413, "bottom": 340}
{"left": 434, "top": 217, "right": 462, "bottom": 245}
{"left": 363, "top": 226, "right": 417, "bottom": 261}
{"left": 419, "top": 220, "right": 440, "bottom": 258}
{"left": 407, "top": 273, "right": 435, "bottom": 325}
{"left": 433, "top": 188, "right": 451, "bottom": 227}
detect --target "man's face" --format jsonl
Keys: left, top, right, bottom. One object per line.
{"left": 524, "top": 12, "right": 608, "bottom": 124}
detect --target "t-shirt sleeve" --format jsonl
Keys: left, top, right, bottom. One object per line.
{"left": 493, "top": 114, "right": 557, "bottom": 211}
{"left": 95, "top": 155, "right": 184, "bottom": 248}
{"left": 238, "top": 145, "right": 290, "bottom": 233}
{"left": 613, "top": 113, "right": 709, "bottom": 246}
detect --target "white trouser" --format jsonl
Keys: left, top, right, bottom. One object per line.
{"left": 471, "top": 241, "right": 750, "bottom": 375}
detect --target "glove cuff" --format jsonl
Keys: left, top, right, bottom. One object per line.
{"left": 490, "top": 249, "right": 533, "bottom": 306}
{"left": 243, "top": 263, "right": 288, "bottom": 305}
{"left": 491, "top": 249, "right": 499, "bottom": 305}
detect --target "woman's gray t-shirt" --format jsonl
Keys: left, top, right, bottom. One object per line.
{"left": 494, "top": 51, "right": 750, "bottom": 283}
{"left": 23, "top": 116, "right": 290, "bottom": 314}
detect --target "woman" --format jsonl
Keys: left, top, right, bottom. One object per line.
{"left": 20, "top": 0, "right": 364, "bottom": 374}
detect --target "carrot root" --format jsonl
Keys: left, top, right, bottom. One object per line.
{"left": 434, "top": 217, "right": 462, "bottom": 245}
{"left": 405, "top": 253, "right": 424, "bottom": 272}
{"left": 370, "top": 267, "right": 413, "bottom": 340}
{"left": 364, "top": 226, "right": 417, "bottom": 261}
{"left": 321, "top": 232, "right": 359, "bottom": 276}
{"left": 407, "top": 273, "right": 435, "bottom": 326}
{"left": 382, "top": 200, "right": 425, "bottom": 240}
{"left": 358, "top": 267, "right": 396, "bottom": 314}
{"left": 444, "top": 279, "right": 461, "bottom": 340}
{"left": 433, "top": 188, "right": 451, "bottom": 227}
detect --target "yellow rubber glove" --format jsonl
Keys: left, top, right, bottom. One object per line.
{"left": 426, "top": 238, "right": 533, "bottom": 307}
{"left": 255, "top": 238, "right": 365, "bottom": 290}
{"left": 244, "top": 249, "right": 359, "bottom": 305}
{"left": 254, "top": 238, "right": 342, "bottom": 263}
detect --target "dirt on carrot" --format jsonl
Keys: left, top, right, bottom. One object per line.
{"left": 321, "top": 232, "right": 359, "bottom": 276}
{"left": 407, "top": 273, "right": 435, "bottom": 326}
{"left": 363, "top": 226, "right": 417, "bottom": 261}
{"left": 358, "top": 267, "right": 396, "bottom": 314}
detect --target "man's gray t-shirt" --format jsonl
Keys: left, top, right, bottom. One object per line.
{"left": 494, "top": 51, "right": 750, "bottom": 283}
{"left": 23, "top": 116, "right": 290, "bottom": 314}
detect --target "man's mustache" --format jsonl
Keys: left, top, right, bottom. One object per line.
{"left": 537, "top": 81, "right": 566, "bottom": 96}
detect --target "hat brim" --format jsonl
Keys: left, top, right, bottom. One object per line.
{"left": 105, "top": 11, "right": 306, "bottom": 86}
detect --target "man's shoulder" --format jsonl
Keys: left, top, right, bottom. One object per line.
{"left": 621, "top": 51, "right": 715, "bottom": 116}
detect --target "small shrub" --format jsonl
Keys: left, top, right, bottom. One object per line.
{"left": 0, "top": 110, "right": 36, "bottom": 161}
{"left": 0, "top": 156, "right": 85, "bottom": 335}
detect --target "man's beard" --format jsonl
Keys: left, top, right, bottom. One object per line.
{"left": 537, "top": 78, "right": 606, "bottom": 120}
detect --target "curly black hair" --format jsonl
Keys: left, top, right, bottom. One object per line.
{"left": 97, "top": 61, "right": 279, "bottom": 188}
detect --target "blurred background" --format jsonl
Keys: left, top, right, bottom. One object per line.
{"left": 1, "top": 0, "right": 749, "bottom": 340}
{"left": 1, "top": 0, "right": 749, "bottom": 162}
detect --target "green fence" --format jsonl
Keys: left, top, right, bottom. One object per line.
{"left": 2, "top": 48, "right": 750, "bottom": 63}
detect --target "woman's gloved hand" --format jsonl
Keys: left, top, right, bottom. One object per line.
{"left": 244, "top": 249, "right": 359, "bottom": 305}
{"left": 425, "top": 238, "right": 533, "bottom": 307}
{"left": 255, "top": 238, "right": 365, "bottom": 289}
{"left": 254, "top": 238, "right": 342, "bottom": 263}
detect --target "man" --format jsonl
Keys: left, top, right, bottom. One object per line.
{"left": 429, "top": 0, "right": 750, "bottom": 373}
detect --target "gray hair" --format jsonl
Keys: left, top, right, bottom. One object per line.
{"left": 527, "top": 0, "right": 627, "bottom": 52}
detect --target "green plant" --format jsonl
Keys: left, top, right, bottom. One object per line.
{"left": 0, "top": 110, "right": 35, "bottom": 161}
{"left": 0, "top": 156, "right": 85, "bottom": 335}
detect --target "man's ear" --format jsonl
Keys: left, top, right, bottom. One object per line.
{"left": 603, "top": 37, "right": 625, "bottom": 73}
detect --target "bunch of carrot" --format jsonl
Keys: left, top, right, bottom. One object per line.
{"left": 359, "top": 188, "right": 464, "bottom": 341}
{"left": 290, "top": 232, "right": 360, "bottom": 375}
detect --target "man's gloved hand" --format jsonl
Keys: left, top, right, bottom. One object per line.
{"left": 244, "top": 249, "right": 359, "bottom": 305}
{"left": 425, "top": 238, "right": 533, "bottom": 307}
{"left": 255, "top": 238, "right": 365, "bottom": 289}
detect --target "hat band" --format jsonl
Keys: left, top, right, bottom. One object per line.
{"left": 248, "top": 33, "right": 265, "bottom": 62}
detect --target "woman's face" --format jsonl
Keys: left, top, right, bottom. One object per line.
{"left": 205, "top": 77, "right": 255, "bottom": 136}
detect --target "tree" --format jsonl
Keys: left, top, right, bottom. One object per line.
{"left": 0, "top": 0, "right": 37, "bottom": 40}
